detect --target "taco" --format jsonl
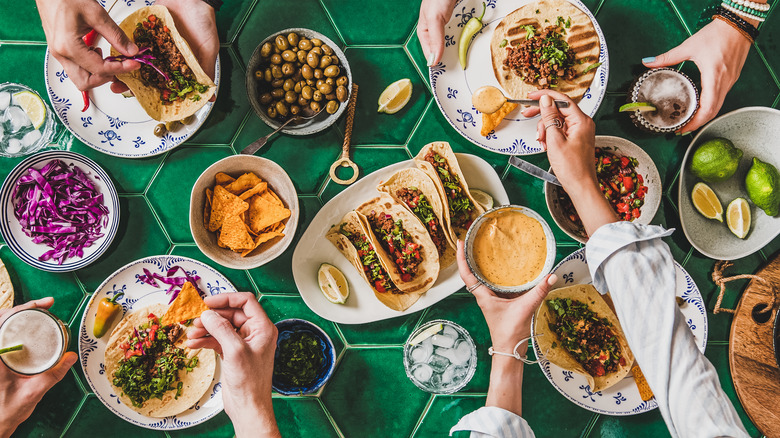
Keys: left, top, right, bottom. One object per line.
{"left": 414, "top": 142, "right": 485, "bottom": 240}
{"left": 112, "top": 5, "right": 216, "bottom": 121}
{"left": 490, "top": 0, "right": 600, "bottom": 102}
{"left": 326, "top": 212, "right": 422, "bottom": 311}
{"left": 0, "top": 259, "right": 13, "bottom": 310}
{"left": 377, "top": 168, "right": 456, "bottom": 268}
{"left": 534, "top": 284, "right": 634, "bottom": 392}
{"left": 104, "top": 304, "right": 216, "bottom": 417}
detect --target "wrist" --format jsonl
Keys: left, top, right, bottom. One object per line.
{"left": 229, "top": 395, "right": 279, "bottom": 438}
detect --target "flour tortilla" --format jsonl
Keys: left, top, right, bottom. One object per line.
{"left": 0, "top": 260, "right": 13, "bottom": 310}
{"left": 490, "top": 0, "right": 600, "bottom": 102}
{"left": 104, "top": 304, "right": 216, "bottom": 417}
{"left": 377, "top": 168, "right": 456, "bottom": 268}
{"left": 112, "top": 5, "right": 216, "bottom": 121}
{"left": 414, "top": 142, "right": 486, "bottom": 240}
{"left": 326, "top": 212, "right": 423, "bottom": 311}
{"left": 534, "top": 284, "right": 634, "bottom": 392}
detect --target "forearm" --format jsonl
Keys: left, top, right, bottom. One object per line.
{"left": 229, "top": 396, "right": 280, "bottom": 438}
{"left": 485, "top": 352, "right": 525, "bottom": 416}
{"left": 564, "top": 179, "right": 619, "bottom": 236}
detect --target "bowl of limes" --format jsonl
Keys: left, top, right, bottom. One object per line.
{"left": 0, "top": 83, "right": 55, "bottom": 158}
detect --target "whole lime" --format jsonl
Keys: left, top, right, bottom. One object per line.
{"left": 745, "top": 157, "right": 780, "bottom": 216}
{"left": 689, "top": 138, "right": 743, "bottom": 183}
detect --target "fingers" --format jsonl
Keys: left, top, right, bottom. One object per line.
{"left": 642, "top": 44, "right": 690, "bottom": 68}
{"left": 90, "top": 10, "right": 138, "bottom": 57}
{"left": 39, "top": 351, "right": 77, "bottom": 388}
{"left": 679, "top": 68, "right": 723, "bottom": 133}
{"left": 185, "top": 337, "right": 223, "bottom": 355}
{"left": 204, "top": 292, "right": 268, "bottom": 323}
{"left": 526, "top": 89, "right": 580, "bottom": 118}
{"left": 19, "top": 297, "right": 55, "bottom": 311}
{"left": 538, "top": 95, "right": 567, "bottom": 145}
{"left": 110, "top": 80, "right": 130, "bottom": 94}
{"left": 455, "top": 240, "right": 493, "bottom": 301}
{"left": 520, "top": 274, "right": 557, "bottom": 312}
{"left": 198, "top": 310, "right": 245, "bottom": 358}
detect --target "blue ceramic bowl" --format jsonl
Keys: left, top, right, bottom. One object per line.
{"left": 272, "top": 319, "right": 336, "bottom": 396}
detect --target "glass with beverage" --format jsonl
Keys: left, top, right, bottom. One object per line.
{"left": 403, "top": 319, "right": 477, "bottom": 394}
{"left": 627, "top": 68, "right": 699, "bottom": 133}
{"left": 0, "top": 309, "right": 69, "bottom": 375}
{"left": 0, "top": 83, "right": 55, "bottom": 157}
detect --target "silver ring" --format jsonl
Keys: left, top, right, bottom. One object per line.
{"left": 544, "top": 118, "right": 563, "bottom": 130}
{"left": 466, "top": 282, "right": 482, "bottom": 293}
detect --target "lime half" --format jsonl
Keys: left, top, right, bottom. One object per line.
{"left": 13, "top": 91, "right": 46, "bottom": 129}
{"left": 317, "top": 263, "right": 349, "bottom": 304}
{"left": 0, "top": 344, "right": 23, "bottom": 355}
{"left": 691, "top": 182, "right": 723, "bottom": 222}
{"left": 408, "top": 323, "right": 443, "bottom": 346}
{"left": 726, "top": 198, "right": 751, "bottom": 239}
{"left": 470, "top": 189, "right": 494, "bottom": 210}
{"left": 378, "top": 78, "right": 413, "bottom": 114}
{"left": 619, "top": 102, "right": 657, "bottom": 113}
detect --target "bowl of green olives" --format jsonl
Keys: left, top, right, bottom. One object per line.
{"left": 246, "top": 29, "right": 352, "bottom": 136}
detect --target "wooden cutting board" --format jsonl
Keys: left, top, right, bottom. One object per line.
{"left": 729, "top": 253, "right": 780, "bottom": 437}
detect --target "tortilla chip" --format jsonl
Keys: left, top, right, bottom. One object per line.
{"left": 161, "top": 282, "right": 209, "bottom": 326}
{"left": 219, "top": 214, "right": 256, "bottom": 250}
{"left": 633, "top": 365, "right": 654, "bottom": 401}
{"left": 480, "top": 101, "right": 518, "bottom": 136}
{"left": 247, "top": 192, "right": 291, "bottom": 234}
{"left": 208, "top": 185, "right": 249, "bottom": 232}
{"left": 215, "top": 172, "right": 236, "bottom": 186}
{"left": 240, "top": 231, "right": 285, "bottom": 257}
{"left": 223, "top": 173, "right": 263, "bottom": 195}
{"left": 205, "top": 188, "right": 213, "bottom": 206}
{"left": 239, "top": 182, "right": 268, "bottom": 201}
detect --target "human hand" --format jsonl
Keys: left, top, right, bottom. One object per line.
{"left": 643, "top": 19, "right": 751, "bottom": 133}
{"left": 36, "top": 0, "right": 140, "bottom": 91}
{"left": 417, "top": 0, "right": 457, "bottom": 66}
{"left": 185, "top": 293, "right": 280, "bottom": 438}
{"left": 0, "top": 298, "right": 77, "bottom": 438}
{"left": 110, "top": 0, "right": 219, "bottom": 95}
{"left": 456, "top": 241, "right": 556, "bottom": 353}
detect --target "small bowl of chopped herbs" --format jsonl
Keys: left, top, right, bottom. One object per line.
{"left": 272, "top": 319, "right": 336, "bottom": 396}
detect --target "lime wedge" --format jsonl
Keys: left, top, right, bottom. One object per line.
{"left": 409, "top": 323, "right": 443, "bottom": 346}
{"left": 691, "top": 182, "right": 723, "bottom": 222}
{"left": 317, "top": 263, "right": 349, "bottom": 304}
{"left": 470, "top": 189, "right": 494, "bottom": 210}
{"left": 619, "top": 102, "right": 657, "bottom": 113}
{"left": 726, "top": 198, "right": 751, "bottom": 239}
{"left": 0, "top": 344, "right": 23, "bottom": 355}
{"left": 378, "top": 78, "right": 412, "bottom": 114}
{"left": 13, "top": 91, "right": 46, "bottom": 129}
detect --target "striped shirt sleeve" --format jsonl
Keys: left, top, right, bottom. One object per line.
{"left": 450, "top": 407, "right": 535, "bottom": 438}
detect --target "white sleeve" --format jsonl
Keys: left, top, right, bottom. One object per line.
{"left": 450, "top": 406, "right": 535, "bottom": 438}
{"left": 586, "top": 222, "right": 748, "bottom": 438}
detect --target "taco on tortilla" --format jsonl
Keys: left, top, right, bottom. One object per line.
{"left": 104, "top": 304, "right": 216, "bottom": 417}
{"left": 377, "top": 169, "right": 456, "bottom": 269}
{"left": 112, "top": 5, "right": 216, "bottom": 121}
{"left": 0, "top": 259, "right": 13, "bottom": 310}
{"left": 534, "top": 284, "right": 634, "bottom": 392}
{"left": 490, "top": 0, "right": 600, "bottom": 102}
{"left": 326, "top": 212, "right": 422, "bottom": 311}
{"left": 414, "top": 142, "right": 485, "bottom": 240}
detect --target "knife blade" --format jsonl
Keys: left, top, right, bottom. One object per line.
{"left": 508, "top": 156, "right": 562, "bottom": 187}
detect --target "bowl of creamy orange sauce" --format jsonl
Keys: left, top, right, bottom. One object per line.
{"left": 464, "top": 205, "right": 556, "bottom": 293}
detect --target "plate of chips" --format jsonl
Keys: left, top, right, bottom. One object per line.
{"left": 190, "top": 155, "right": 298, "bottom": 269}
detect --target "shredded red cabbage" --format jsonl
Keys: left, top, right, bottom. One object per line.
{"left": 138, "top": 265, "right": 204, "bottom": 303}
{"left": 105, "top": 47, "right": 170, "bottom": 82}
{"left": 12, "top": 160, "right": 109, "bottom": 265}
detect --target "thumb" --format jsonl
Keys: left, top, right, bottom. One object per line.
{"left": 521, "top": 274, "right": 557, "bottom": 311}
{"left": 40, "top": 351, "right": 77, "bottom": 389}
{"left": 90, "top": 11, "right": 138, "bottom": 56}
{"left": 200, "top": 310, "right": 244, "bottom": 356}
{"left": 642, "top": 44, "right": 689, "bottom": 68}
{"left": 539, "top": 95, "right": 566, "bottom": 144}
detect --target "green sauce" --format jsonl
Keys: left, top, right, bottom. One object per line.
{"left": 273, "top": 331, "right": 324, "bottom": 388}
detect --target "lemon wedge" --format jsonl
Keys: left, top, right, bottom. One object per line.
{"left": 409, "top": 323, "right": 443, "bottom": 346}
{"left": 726, "top": 198, "right": 751, "bottom": 239}
{"left": 317, "top": 263, "right": 349, "bottom": 304}
{"left": 691, "top": 182, "right": 723, "bottom": 222}
{"left": 470, "top": 189, "right": 494, "bottom": 210}
{"left": 13, "top": 91, "right": 46, "bottom": 130}
{"left": 378, "top": 78, "right": 412, "bottom": 114}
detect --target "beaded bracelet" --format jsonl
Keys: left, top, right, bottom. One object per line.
{"left": 714, "top": 15, "right": 755, "bottom": 43}
{"left": 731, "top": 0, "right": 771, "bottom": 12}
{"left": 721, "top": 2, "right": 768, "bottom": 21}
{"left": 722, "top": 0, "right": 769, "bottom": 17}
{"left": 713, "top": 6, "right": 760, "bottom": 40}
{"left": 201, "top": 0, "right": 223, "bottom": 11}
{"left": 488, "top": 334, "right": 546, "bottom": 365}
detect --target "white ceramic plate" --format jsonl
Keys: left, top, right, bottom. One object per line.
{"left": 292, "top": 154, "right": 508, "bottom": 324}
{"left": 79, "top": 255, "right": 235, "bottom": 430}
{"left": 678, "top": 107, "right": 780, "bottom": 260}
{"left": 531, "top": 248, "right": 707, "bottom": 415}
{"left": 44, "top": 0, "right": 220, "bottom": 158}
{"left": 430, "top": 0, "right": 608, "bottom": 155}
{"left": 0, "top": 150, "right": 120, "bottom": 272}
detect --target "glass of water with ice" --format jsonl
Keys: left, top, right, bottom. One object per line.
{"left": 403, "top": 319, "right": 477, "bottom": 394}
{"left": 0, "top": 83, "right": 55, "bottom": 157}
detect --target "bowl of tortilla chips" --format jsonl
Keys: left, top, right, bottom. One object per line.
{"left": 190, "top": 155, "right": 299, "bottom": 269}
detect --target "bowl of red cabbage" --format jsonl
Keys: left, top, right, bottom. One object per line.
{"left": 0, "top": 150, "right": 120, "bottom": 272}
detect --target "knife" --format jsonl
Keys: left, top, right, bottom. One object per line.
{"left": 508, "top": 156, "right": 562, "bottom": 187}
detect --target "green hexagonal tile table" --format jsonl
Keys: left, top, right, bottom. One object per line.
{"left": 1, "top": 0, "right": 779, "bottom": 437}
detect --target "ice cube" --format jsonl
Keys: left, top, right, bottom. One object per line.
{"left": 429, "top": 372, "right": 442, "bottom": 389}
{"left": 410, "top": 342, "right": 433, "bottom": 364}
{"left": 21, "top": 129, "right": 41, "bottom": 148}
{"left": 0, "top": 125, "right": 4, "bottom": 143}
{"left": 427, "top": 353, "right": 451, "bottom": 373}
{"left": 435, "top": 346, "right": 458, "bottom": 364}
{"left": 452, "top": 365, "right": 469, "bottom": 383}
{"left": 411, "top": 363, "right": 433, "bottom": 383}
{"left": 6, "top": 106, "right": 31, "bottom": 133}
{"left": 431, "top": 333, "right": 455, "bottom": 348}
{"left": 0, "top": 92, "right": 10, "bottom": 111}
{"left": 452, "top": 340, "right": 472, "bottom": 366}
{"left": 442, "top": 324, "right": 460, "bottom": 339}
{"left": 6, "top": 138, "right": 22, "bottom": 154}
{"left": 441, "top": 364, "right": 455, "bottom": 385}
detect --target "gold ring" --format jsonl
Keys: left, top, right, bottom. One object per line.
{"left": 544, "top": 118, "right": 563, "bottom": 130}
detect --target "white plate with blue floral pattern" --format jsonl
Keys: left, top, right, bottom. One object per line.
{"left": 78, "top": 255, "right": 235, "bottom": 430}
{"left": 44, "top": 0, "right": 220, "bottom": 158}
{"left": 531, "top": 247, "right": 707, "bottom": 415}
{"left": 430, "top": 0, "right": 608, "bottom": 155}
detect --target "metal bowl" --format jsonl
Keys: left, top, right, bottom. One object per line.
{"left": 245, "top": 28, "right": 352, "bottom": 136}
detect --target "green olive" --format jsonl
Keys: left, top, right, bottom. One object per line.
{"left": 301, "top": 85, "right": 314, "bottom": 100}
{"left": 289, "top": 104, "right": 300, "bottom": 116}
{"left": 270, "top": 53, "right": 282, "bottom": 65}
{"left": 319, "top": 55, "right": 332, "bottom": 69}
{"left": 260, "top": 42, "right": 273, "bottom": 58}
{"left": 306, "top": 78, "right": 315, "bottom": 86}
{"left": 153, "top": 123, "right": 166, "bottom": 137}
{"left": 275, "top": 35, "right": 289, "bottom": 51}
{"left": 293, "top": 82, "right": 302, "bottom": 93}
{"left": 298, "top": 95, "right": 309, "bottom": 106}
{"left": 274, "top": 45, "right": 281, "bottom": 54}
{"left": 271, "top": 88, "right": 285, "bottom": 99}
{"left": 283, "top": 78, "right": 295, "bottom": 91}
{"left": 313, "top": 90, "right": 323, "bottom": 102}
{"left": 310, "top": 101, "right": 322, "bottom": 112}
{"left": 276, "top": 101, "right": 289, "bottom": 117}
{"left": 318, "top": 83, "right": 333, "bottom": 95}
{"left": 301, "top": 64, "right": 313, "bottom": 80}
{"left": 316, "top": 79, "right": 325, "bottom": 88}
{"left": 336, "top": 85, "right": 348, "bottom": 102}
{"left": 281, "top": 62, "right": 295, "bottom": 77}
{"left": 165, "top": 120, "right": 180, "bottom": 132}
{"left": 271, "top": 78, "right": 284, "bottom": 89}
{"left": 325, "top": 93, "right": 336, "bottom": 101}
{"left": 325, "top": 77, "right": 335, "bottom": 86}
{"left": 310, "top": 46, "right": 323, "bottom": 56}
{"left": 306, "top": 51, "right": 320, "bottom": 69}
{"left": 271, "top": 65, "right": 283, "bottom": 79}
{"left": 254, "top": 70, "right": 263, "bottom": 79}
{"left": 287, "top": 32, "right": 300, "bottom": 47}
{"left": 267, "top": 105, "right": 277, "bottom": 119}
{"left": 324, "top": 65, "right": 340, "bottom": 78}
{"left": 285, "top": 90, "right": 298, "bottom": 104}
{"left": 321, "top": 44, "right": 333, "bottom": 56}
{"left": 260, "top": 93, "right": 273, "bottom": 105}
{"left": 264, "top": 68, "right": 273, "bottom": 83}
{"left": 330, "top": 56, "right": 339, "bottom": 66}
{"left": 297, "top": 49, "right": 307, "bottom": 64}
{"left": 181, "top": 115, "right": 195, "bottom": 125}
{"left": 314, "top": 68, "right": 323, "bottom": 79}
{"left": 298, "top": 39, "right": 313, "bottom": 51}
{"left": 292, "top": 70, "right": 303, "bottom": 82}
{"left": 336, "top": 75, "right": 348, "bottom": 87}
{"left": 326, "top": 100, "right": 339, "bottom": 114}
{"left": 281, "top": 50, "right": 296, "bottom": 62}
{"left": 292, "top": 47, "right": 299, "bottom": 52}
{"left": 311, "top": 38, "right": 323, "bottom": 47}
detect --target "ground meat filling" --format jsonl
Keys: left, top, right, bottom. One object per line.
{"left": 423, "top": 151, "right": 475, "bottom": 230}
{"left": 339, "top": 225, "right": 400, "bottom": 294}
{"left": 366, "top": 212, "right": 423, "bottom": 282}
{"left": 396, "top": 188, "right": 448, "bottom": 256}
{"left": 504, "top": 23, "right": 576, "bottom": 89}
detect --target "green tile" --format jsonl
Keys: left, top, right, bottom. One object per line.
{"left": 590, "top": 411, "right": 671, "bottom": 438}
{"left": 319, "top": 147, "right": 412, "bottom": 202}
{"left": 216, "top": 0, "right": 255, "bottom": 44}
{"left": 62, "top": 395, "right": 164, "bottom": 438}
{"left": 235, "top": 0, "right": 342, "bottom": 67}
{"left": 67, "top": 137, "right": 164, "bottom": 194}
{"left": 596, "top": 0, "right": 690, "bottom": 92}
{"left": 667, "top": 0, "right": 714, "bottom": 32}
{"left": 248, "top": 196, "right": 321, "bottom": 294}
{"left": 146, "top": 146, "right": 233, "bottom": 243}
{"left": 74, "top": 196, "right": 170, "bottom": 293}
{"left": 168, "top": 412, "right": 235, "bottom": 438}
{"left": 521, "top": 365, "right": 597, "bottom": 435}
{"left": 189, "top": 48, "right": 251, "bottom": 145}
{"left": 169, "top": 244, "right": 256, "bottom": 294}
{"left": 760, "top": 235, "right": 780, "bottom": 261}
{"left": 0, "top": 247, "right": 85, "bottom": 323}
{"left": 321, "top": 0, "right": 418, "bottom": 45}
{"left": 413, "top": 395, "right": 486, "bottom": 438}
{"left": 0, "top": 3, "right": 45, "bottom": 41}
{"left": 259, "top": 294, "right": 346, "bottom": 355}
{"left": 406, "top": 31, "right": 429, "bottom": 82}
{"left": 339, "top": 47, "right": 430, "bottom": 145}
{"left": 337, "top": 312, "right": 423, "bottom": 345}
{"left": 320, "top": 348, "right": 431, "bottom": 438}
{"left": 757, "top": 8, "right": 780, "bottom": 76}
{"left": 11, "top": 370, "right": 84, "bottom": 438}
{"left": 0, "top": 44, "right": 49, "bottom": 105}
{"left": 271, "top": 398, "right": 340, "bottom": 438}
{"left": 703, "top": 345, "right": 761, "bottom": 436}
